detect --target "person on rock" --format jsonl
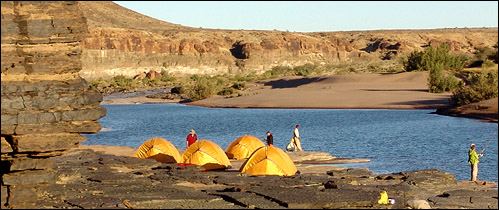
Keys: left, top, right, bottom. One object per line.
{"left": 293, "top": 125, "right": 303, "bottom": 152}
{"left": 468, "top": 143, "right": 483, "bottom": 182}
{"left": 264, "top": 131, "right": 273, "bottom": 146}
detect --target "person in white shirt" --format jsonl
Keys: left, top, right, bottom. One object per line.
{"left": 293, "top": 125, "right": 303, "bottom": 152}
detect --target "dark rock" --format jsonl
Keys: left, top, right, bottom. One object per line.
{"left": 2, "top": 170, "right": 55, "bottom": 186}
{"left": 324, "top": 180, "right": 338, "bottom": 189}
{"left": 28, "top": 148, "right": 498, "bottom": 209}
{"left": 12, "top": 133, "right": 86, "bottom": 153}
{"left": 8, "top": 157, "right": 56, "bottom": 171}
{"left": 326, "top": 167, "right": 373, "bottom": 178}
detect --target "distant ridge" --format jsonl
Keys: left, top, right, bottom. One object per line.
{"left": 78, "top": 1, "right": 199, "bottom": 32}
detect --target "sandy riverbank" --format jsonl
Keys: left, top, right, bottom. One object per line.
{"left": 100, "top": 71, "right": 497, "bottom": 122}
{"left": 102, "top": 72, "right": 453, "bottom": 109}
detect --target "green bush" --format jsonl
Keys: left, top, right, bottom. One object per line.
{"left": 473, "top": 47, "right": 495, "bottom": 61}
{"left": 428, "top": 63, "right": 460, "bottom": 93}
{"left": 160, "top": 70, "right": 176, "bottom": 83}
{"left": 403, "top": 51, "right": 424, "bottom": 71}
{"left": 217, "top": 87, "right": 238, "bottom": 96}
{"left": 482, "top": 60, "right": 495, "bottom": 68}
{"left": 231, "top": 82, "right": 246, "bottom": 90}
{"left": 269, "top": 66, "right": 294, "bottom": 77}
{"left": 450, "top": 70, "right": 498, "bottom": 106}
{"left": 170, "top": 86, "right": 186, "bottom": 94}
{"left": 111, "top": 75, "right": 132, "bottom": 87}
{"left": 468, "top": 47, "right": 498, "bottom": 67}
{"left": 491, "top": 49, "right": 498, "bottom": 64}
{"left": 188, "top": 76, "right": 221, "bottom": 101}
{"left": 294, "top": 63, "right": 318, "bottom": 76}
{"left": 403, "top": 43, "right": 468, "bottom": 72}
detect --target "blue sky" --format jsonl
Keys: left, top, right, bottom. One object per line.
{"left": 114, "top": 1, "right": 498, "bottom": 32}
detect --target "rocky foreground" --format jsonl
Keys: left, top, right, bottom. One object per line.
{"left": 34, "top": 147, "right": 498, "bottom": 209}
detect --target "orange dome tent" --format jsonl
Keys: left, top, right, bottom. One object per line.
{"left": 181, "top": 139, "right": 231, "bottom": 170}
{"left": 240, "top": 146, "right": 297, "bottom": 176}
{"left": 135, "top": 137, "right": 182, "bottom": 163}
{"left": 225, "top": 135, "right": 266, "bottom": 159}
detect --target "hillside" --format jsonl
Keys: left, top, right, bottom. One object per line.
{"left": 77, "top": 1, "right": 498, "bottom": 81}
{"left": 78, "top": 1, "right": 198, "bottom": 32}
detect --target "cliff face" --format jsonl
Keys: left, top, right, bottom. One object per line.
{"left": 77, "top": 2, "right": 498, "bottom": 81}
{"left": 1, "top": 1, "right": 105, "bottom": 208}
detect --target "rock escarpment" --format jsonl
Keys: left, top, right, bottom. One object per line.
{"left": 76, "top": 2, "right": 498, "bottom": 80}
{"left": 1, "top": 1, "right": 106, "bottom": 208}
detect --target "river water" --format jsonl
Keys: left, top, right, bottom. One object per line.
{"left": 83, "top": 103, "right": 498, "bottom": 182}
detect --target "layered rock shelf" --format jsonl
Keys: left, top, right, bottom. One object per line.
{"left": 34, "top": 147, "right": 498, "bottom": 209}
{"left": 76, "top": 2, "right": 498, "bottom": 80}
{"left": 1, "top": 1, "right": 105, "bottom": 208}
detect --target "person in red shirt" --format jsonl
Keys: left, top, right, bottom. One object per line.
{"left": 186, "top": 129, "right": 197, "bottom": 148}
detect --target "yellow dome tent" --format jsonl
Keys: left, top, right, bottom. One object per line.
{"left": 225, "top": 135, "right": 266, "bottom": 159}
{"left": 135, "top": 137, "right": 182, "bottom": 163}
{"left": 240, "top": 146, "right": 297, "bottom": 176}
{"left": 181, "top": 139, "right": 231, "bottom": 170}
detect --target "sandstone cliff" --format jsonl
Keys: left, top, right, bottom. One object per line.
{"left": 1, "top": 1, "right": 105, "bottom": 208}
{"left": 77, "top": 1, "right": 498, "bottom": 81}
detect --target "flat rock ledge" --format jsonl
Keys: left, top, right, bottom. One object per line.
{"left": 34, "top": 148, "right": 498, "bottom": 209}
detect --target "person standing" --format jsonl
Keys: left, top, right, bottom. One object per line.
{"left": 468, "top": 143, "right": 483, "bottom": 181}
{"left": 264, "top": 131, "right": 273, "bottom": 146}
{"left": 293, "top": 125, "right": 303, "bottom": 152}
{"left": 186, "top": 129, "right": 197, "bottom": 148}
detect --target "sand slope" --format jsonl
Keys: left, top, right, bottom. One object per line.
{"left": 190, "top": 72, "right": 452, "bottom": 109}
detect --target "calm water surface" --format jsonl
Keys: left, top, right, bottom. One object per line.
{"left": 83, "top": 104, "right": 498, "bottom": 182}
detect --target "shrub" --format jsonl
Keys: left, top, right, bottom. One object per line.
{"left": 491, "top": 49, "right": 498, "bottom": 64}
{"left": 111, "top": 75, "right": 132, "bottom": 87}
{"left": 142, "top": 77, "right": 162, "bottom": 87}
{"left": 294, "top": 63, "right": 318, "bottom": 76}
{"left": 450, "top": 70, "right": 498, "bottom": 106}
{"left": 170, "top": 86, "right": 186, "bottom": 94}
{"left": 474, "top": 47, "right": 495, "bottom": 61}
{"left": 160, "top": 70, "right": 175, "bottom": 83}
{"left": 188, "top": 76, "right": 221, "bottom": 101}
{"left": 368, "top": 64, "right": 382, "bottom": 73}
{"left": 403, "top": 51, "right": 424, "bottom": 71}
{"left": 482, "top": 60, "right": 495, "bottom": 68}
{"left": 403, "top": 43, "right": 468, "bottom": 72}
{"left": 468, "top": 47, "right": 498, "bottom": 67}
{"left": 217, "top": 87, "right": 238, "bottom": 96}
{"left": 270, "top": 66, "right": 294, "bottom": 76}
{"left": 231, "top": 82, "right": 246, "bottom": 90}
{"left": 428, "top": 63, "right": 460, "bottom": 93}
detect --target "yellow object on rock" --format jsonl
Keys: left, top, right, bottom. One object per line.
{"left": 181, "top": 139, "right": 231, "bottom": 170}
{"left": 225, "top": 135, "right": 265, "bottom": 159}
{"left": 377, "top": 190, "right": 389, "bottom": 204}
{"left": 239, "top": 146, "right": 297, "bottom": 176}
{"left": 135, "top": 137, "right": 182, "bottom": 163}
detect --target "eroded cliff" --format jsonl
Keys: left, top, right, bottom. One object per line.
{"left": 77, "top": 1, "right": 498, "bottom": 80}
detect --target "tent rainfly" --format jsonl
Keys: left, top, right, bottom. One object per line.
{"left": 225, "top": 135, "right": 265, "bottom": 159}
{"left": 135, "top": 137, "right": 182, "bottom": 163}
{"left": 181, "top": 139, "right": 231, "bottom": 170}
{"left": 240, "top": 146, "right": 297, "bottom": 176}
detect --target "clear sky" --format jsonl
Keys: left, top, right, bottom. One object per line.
{"left": 114, "top": 1, "right": 498, "bottom": 32}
